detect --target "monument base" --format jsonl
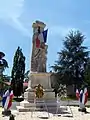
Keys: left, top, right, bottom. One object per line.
{"left": 25, "top": 72, "right": 55, "bottom": 101}
{"left": 24, "top": 89, "right": 55, "bottom": 101}
{"left": 29, "top": 73, "right": 52, "bottom": 89}
{"left": 17, "top": 72, "right": 56, "bottom": 112}
{"left": 17, "top": 89, "right": 56, "bottom": 112}
{"left": 17, "top": 99, "right": 58, "bottom": 112}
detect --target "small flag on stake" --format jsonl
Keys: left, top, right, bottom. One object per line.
{"left": 2, "top": 89, "right": 14, "bottom": 110}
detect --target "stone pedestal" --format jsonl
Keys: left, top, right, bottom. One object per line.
{"left": 24, "top": 89, "right": 55, "bottom": 102}
{"left": 30, "top": 73, "right": 51, "bottom": 89}
{"left": 17, "top": 73, "right": 56, "bottom": 112}
{"left": 25, "top": 72, "right": 55, "bottom": 100}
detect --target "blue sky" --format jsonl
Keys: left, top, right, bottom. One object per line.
{"left": 0, "top": 0, "right": 90, "bottom": 76}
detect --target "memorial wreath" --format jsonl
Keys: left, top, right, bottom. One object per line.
{"left": 34, "top": 84, "right": 44, "bottom": 98}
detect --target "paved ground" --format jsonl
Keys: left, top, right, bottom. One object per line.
{"left": 0, "top": 106, "right": 90, "bottom": 120}
{"left": 0, "top": 100, "right": 90, "bottom": 110}
{"left": 0, "top": 101, "right": 90, "bottom": 120}
{"left": 59, "top": 100, "right": 90, "bottom": 106}
{"left": 10, "top": 100, "right": 90, "bottom": 110}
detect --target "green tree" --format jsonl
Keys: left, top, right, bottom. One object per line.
{"left": 0, "top": 52, "right": 8, "bottom": 94}
{"left": 11, "top": 47, "right": 25, "bottom": 97}
{"left": 52, "top": 31, "right": 89, "bottom": 88}
{"left": 84, "top": 58, "right": 90, "bottom": 86}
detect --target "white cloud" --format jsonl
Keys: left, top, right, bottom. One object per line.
{"left": 0, "top": 0, "right": 24, "bottom": 18}
{"left": 49, "top": 26, "right": 77, "bottom": 37}
{"left": 49, "top": 25, "right": 90, "bottom": 45}
{"left": 0, "top": 0, "right": 30, "bottom": 37}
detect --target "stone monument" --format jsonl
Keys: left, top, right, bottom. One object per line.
{"left": 17, "top": 21, "right": 55, "bottom": 112}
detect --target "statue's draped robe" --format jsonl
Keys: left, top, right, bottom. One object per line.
{"left": 31, "top": 33, "right": 47, "bottom": 72}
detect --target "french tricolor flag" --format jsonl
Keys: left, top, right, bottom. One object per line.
{"left": 76, "top": 89, "right": 80, "bottom": 100}
{"left": 36, "top": 29, "right": 48, "bottom": 48}
{"left": 2, "top": 90, "right": 14, "bottom": 110}
{"left": 79, "top": 88, "right": 88, "bottom": 105}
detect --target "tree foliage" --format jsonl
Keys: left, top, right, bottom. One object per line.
{"left": 0, "top": 52, "right": 8, "bottom": 94}
{"left": 52, "top": 31, "right": 89, "bottom": 88}
{"left": 0, "top": 52, "right": 8, "bottom": 73}
{"left": 84, "top": 58, "right": 90, "bottom": 86}
{"left": 11, "top": 47, "right": 25, "bottom": 97}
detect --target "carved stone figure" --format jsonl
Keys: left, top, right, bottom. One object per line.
{"left": 31, "top": 21, "right": 48, "bottom": 72}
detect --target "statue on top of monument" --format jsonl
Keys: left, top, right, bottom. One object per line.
{"left": 31, "top": 21, "right": 48, "bottom": 73}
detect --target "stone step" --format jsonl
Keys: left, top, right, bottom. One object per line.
{"left": 20, "top": 103, "right": 58, "bottom": 108}
{"left": 16, "top": 105, "right": 61, "bottom": 112}
{"left": 19, "top": 100, "right": 59, "bottom": 108}
{"left": 17, "top": 106, "right": 30, "bottom": 112}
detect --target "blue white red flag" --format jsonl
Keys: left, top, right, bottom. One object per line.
{"left": 76, "top": 88, "right": 88, "bottom": 105}
{"left": 36, "top": 29, "right": 48, "bottom": 48}
{"left": 79, "top": 88, "right": 88, "bottom": 105}
{"left": 2, "top": 90, "right": 14, "bottom": 110}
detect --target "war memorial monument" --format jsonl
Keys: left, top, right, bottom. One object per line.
{"left": 17, "top": 20, "right": 55, "bottom": 112}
